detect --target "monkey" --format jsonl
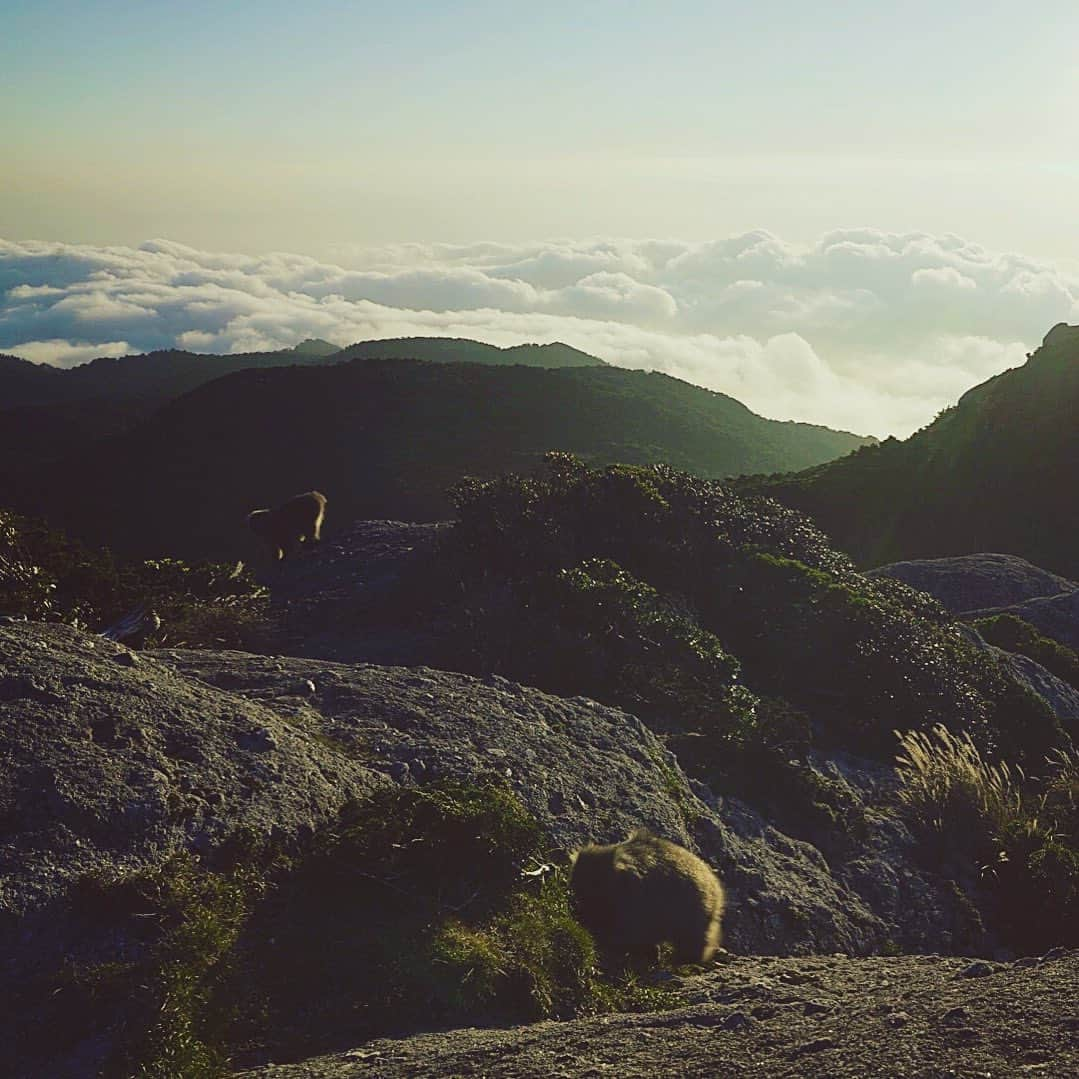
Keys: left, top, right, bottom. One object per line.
{"left": 247, "top": 490, "right": 327, "bottom": 562}
{"left": 569, "top": 828, "right": 725, "bottom": 966}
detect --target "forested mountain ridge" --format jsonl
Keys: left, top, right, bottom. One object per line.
{"left": 5, "top": 357, "right": 873, "bottom": 560}
{"left": 0, "top": 337, "right": 606, "bottom": 464}
{"left": 0, "top": 336, "right": 602, "bottom": 414}
{"left": 332, "top": 336, "right": 606, "bottom": 368}
{"left": 0, "top": 339, "right": 341, "bottom": 409}
{"left": 747, "top": 323, "right": 1079, "bottom": 577}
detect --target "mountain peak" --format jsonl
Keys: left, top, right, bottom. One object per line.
{"left": 751, "top": 322, "right": 1079, "bottom": 577}
{"left": 290, "top": 338, "right": 340, "bottom": 356}
{"left": 1042, "top": 322, "right": 1079, "bottom": 348}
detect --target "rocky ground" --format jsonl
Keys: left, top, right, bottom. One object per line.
{"left": 238, "top": 951, "right": 1079, "bottom": 1078}
{"left": 871, "top": 554, "right": 1079, "bottom": 655}
{"left": 869, "top": 554, "right": 1077, "bottom": 616}
{"left": 2, "top": 524, "right": 1077, "bottom": 1077}
{"left": 871, "top": 555, "right": 1079, "bottom": 721}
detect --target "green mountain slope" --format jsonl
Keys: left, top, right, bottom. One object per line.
{"left": 749, "top": 323, "right": 1079, "bottom": 577}
{"left": 0, "top": 338, "right": 601, "bottom": 465}
{"left": 0, "top": 340, "right": 340, "bottom": 409}
{"left": 0, "top": 342, "right": 341, "bottom": 463}
{"left": 8, "top": 358, "right": 873, "bottom": 560}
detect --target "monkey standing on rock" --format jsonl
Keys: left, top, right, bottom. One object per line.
{"left": 569, "top": 828, "right": 725, "bottom": 965}
{"left": 247, "top": 490, "right": 327, "bottom": 562}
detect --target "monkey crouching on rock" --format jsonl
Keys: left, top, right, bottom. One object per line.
{"left": 247, "top": 490, "right": 327, "bottom": 562}
{"left": 569, "top": 829, "right": 725, "bottom": 965}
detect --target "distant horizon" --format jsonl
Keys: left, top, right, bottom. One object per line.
{"left": 4, "top": 3, "right": 1078, "bottom": 438}
{"left": 3, "top": 228, "right": 1074, "bottom": 439}
{"left": 0, "top": 316, "right": 1033, "bottom": 443}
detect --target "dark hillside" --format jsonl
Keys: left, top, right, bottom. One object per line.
{"left": 0, "top": 341, "right": 342, "bottom": 465}
{"left": 333, "top": 336, "right": 606, "bottom": 368}
{"left": 749, "top": 323, "right": 1079, "bottom": 577}
{"left": 0, "top": 338, "right": 602, "bottom": 467}
{"left": 0, "top": 340, "right": 340, "bottom": 410}
{"left": 8, "top": 359, "right": 873, "bottom": 560}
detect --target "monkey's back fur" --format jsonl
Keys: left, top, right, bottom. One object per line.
{"left": 247, "top": 490, "right": 327, "bottom": 561}
{"left": 569, "top": 829, "right": 725, "bottom": 965}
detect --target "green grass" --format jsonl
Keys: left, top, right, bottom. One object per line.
{"left": 895, "top": 727, "right": 1079, "bottom": 950}
{"left": 34, "top": 782, "right": 683, "bottom": 1076}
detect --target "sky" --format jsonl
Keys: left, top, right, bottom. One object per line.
{"left": 3, "top": 1, "right": 1079, "bottom": 436}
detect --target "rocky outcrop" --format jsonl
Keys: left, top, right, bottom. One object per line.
{"left": 150, "top": 646, "right": 909, "bottom": 959}
{"left": 968, "top": 589, "right": 1079, "bottom": 653}
{"left": 6, "top": 525, "right": 1062, "bottom": 1075}
{"left": 0, "top": 615, "right": 1003, "bottom": 1075}
{"left": 0, "top": 619, "right": 987, "bottom": 964}
{"left": 0, "top": 623, "right": 382, "bottom": 919}
{"left": 990, "top": 646, "right": 1079, "bottom": 720}
{"left": 869, "top": 554, "right": 1077, "bottom": 616}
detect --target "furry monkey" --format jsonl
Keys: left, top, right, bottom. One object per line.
{"left": 247, "top": 490, "right": 327, "bottom": 561}
{"left": 569, "top": 828, "right": 725, "bottom": 965}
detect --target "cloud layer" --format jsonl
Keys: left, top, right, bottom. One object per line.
{"left": 3, "top": 230, "right": 1076, "bottom": 437}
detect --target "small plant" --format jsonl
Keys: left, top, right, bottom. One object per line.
{"left": 0, "top": 507, "right": 279, "bottom": 651}
{"left": 431, "top": 874, "right": 602, "bottom": 1019}
{"left": 896, "top": 728, "right": 1079, "bottom": 950}
{"left": 0, "top": 510, "right": 59, "bottom": 618}
{"left": 52, "top": 855, "right": 262, "bottom": 1079}
{"left": 895, "top": 724, "right": 1021, "bottom": 848}
{"left": 26, "top": 783, "right": 680, "bottom": 1075}
{"left": 218, "top": 781, "right": 673, "bottom": 1065}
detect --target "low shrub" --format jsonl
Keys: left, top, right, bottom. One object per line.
{"left": 0, "top": 508, "right": 278, "bottom": 651}
{"left": 896, "top": 727, "right": 1079, "bottom": 950}
{"left": 432, "top": 455, "right": 1063, "bottom": 766}
{"left": 972, "top": 613, "right": 1079, "bottom": 694}
{"left": 30, "top": 782, "right": 673, "bottom": 1076}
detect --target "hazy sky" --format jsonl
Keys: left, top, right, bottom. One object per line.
{"left": 4, "top": 1, "right": 1079, "bottom": 255}
{"left": 3, "top": 3, "right": 1079, "bottom": 436}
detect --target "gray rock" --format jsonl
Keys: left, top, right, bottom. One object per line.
{"left": 0, "top": 624, "right": 382, "bottom": 920}
{"left": 968, "top": 588, "right": 1079, "bottom": 652}
{"left": 988, "top": 647, "right": 1079, "bottom": 719}
{"left": 869, "top": 554, "right": 1077, "bottom": 615}
{"left": 721, "top": 1011, "right": 752, "bottom": 1030}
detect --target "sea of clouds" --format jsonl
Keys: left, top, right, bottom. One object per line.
{"left": 2, "top": 229, "right": 1076, "bottom": 437}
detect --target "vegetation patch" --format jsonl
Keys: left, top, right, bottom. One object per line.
{"left": 971, "top": 612, "right": 1079, "bottom": 696}
{"left": 27, "top": 782, "right": 677, "bottom": 1076}
{"left": 412, "top": 454, "right": 1062, "bottom": 773}
{"left": 896, "top": 726, "right": 1079, "bottom": 951}
{"left": 222, "top": 780, "right": 674, "bottom": 1065}
{"left": 0, "top": 508, "right": 278, "bottom": 650}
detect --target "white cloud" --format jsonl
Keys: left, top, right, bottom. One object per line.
{"left": 1, "top": 229, "right": 1075, "bottom": 436}
{"left": 912, "top": 267, "right": 977, "bottom": 290}
{"left": 10, "top": 338, "right": 130, "bottom": 368}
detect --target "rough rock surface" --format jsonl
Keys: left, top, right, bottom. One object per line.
{"left": 989, "top": 646, "right": 1079, "bottom": 720}
{"left": 266, "top": 519, "right": 448, "bottom": 664}
{"left": 870, "top": 553, "right": 1077, "bottom": 615}
{"left": 1, "top": 618, "right": 955, "bottom": 1077}
{"left": 968, "top": 588, "right": 1079, "bottom": 653}
{"left": 1, "top": 620, "right": 984, "bottom": 1060}
{"left": 0, "top": 623, "right": 382, "bottom": 918}
{"left": 152, "top": 646, "right": 921, "bottom": 958}
{"left": 3, "top": 525, "right": 1070, "bottom": 1076}
{"left": 953, "top": 625, "right": 1079, "bottom": 722}
{"left": 236, "top": 950, "right": 1079, "bottom": 1078}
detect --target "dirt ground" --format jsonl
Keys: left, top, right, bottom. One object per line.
{"left": 237, "top": 950, "right": 1079, "bottom": 1078}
